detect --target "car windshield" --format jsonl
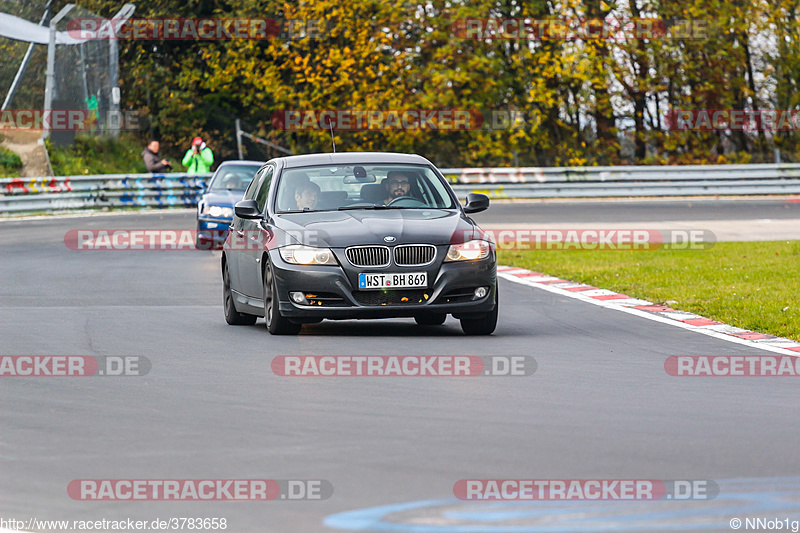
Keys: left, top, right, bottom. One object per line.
{"left": 209, "top": 164, "right": 261, "bottom": 192}
{"left": 275, "top": 164, "right": 457, "bottom": 212}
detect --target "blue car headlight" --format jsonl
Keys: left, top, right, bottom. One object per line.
{"left": 201, "top": 204, "right": 233, "bottom": 219}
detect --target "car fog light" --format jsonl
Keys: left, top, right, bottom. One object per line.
{"left": 474, "top": 286, "right": 488, "bottom": 299}
{"left": 290, "top": 292, "right": 308, "bottom": 305}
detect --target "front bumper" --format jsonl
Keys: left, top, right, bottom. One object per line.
{"left": 271, "top": 248, "right": 497, "bottom": 320}
{"left": 197, "top": 217, "right": 232, "bottom": 245}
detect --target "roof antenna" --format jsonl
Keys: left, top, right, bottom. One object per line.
{"left": 325, "top": 115, "right": 336, "bottom": 153}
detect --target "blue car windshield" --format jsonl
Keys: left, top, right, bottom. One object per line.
{"left": 209, "top": 165, "right": 261, "bottom": 192}
{"left": 276, "top": 164, "right": 457, "bottom": 212}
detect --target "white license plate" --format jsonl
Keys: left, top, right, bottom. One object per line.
{"left": 358, "top": 272, "right": 427, "bottom": 290}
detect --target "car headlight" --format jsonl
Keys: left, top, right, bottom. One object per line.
{"left": 206, "top": 205, "right": 233, "bottom": 218}
{"left": 445, "top": 240, "right": 491, "bottom": 262}
{"left": 279, "top": 245, "right": 337, "bottom": 265}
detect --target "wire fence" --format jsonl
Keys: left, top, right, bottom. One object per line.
{"left": 0, "top": 0, "right": 48, "bottom": 110}
{"left": 1, "top": 0, "right": 119, "bottom": 140}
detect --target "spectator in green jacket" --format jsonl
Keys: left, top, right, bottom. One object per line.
{"left": 182, "top": 136, "right": 214, "bottom": 174}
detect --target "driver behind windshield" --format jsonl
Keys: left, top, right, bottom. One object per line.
{"left": 381, "top": 171, "right": 412, "bottom": 204}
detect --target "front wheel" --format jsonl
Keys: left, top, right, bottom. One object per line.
{"left": 460, "top": 285, "right": 498, "bottom": 335}
{"left": 223, "top": 262, "right": 257, "bottom": 325}
{"left": 263, "top": 261, "right": 302, "bottom": 335}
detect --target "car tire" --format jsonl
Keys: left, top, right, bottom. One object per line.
{"left": 459, "top": 285, "right": 498, "bottom": 335}
{"left": 414, "top": 313, "right": 447, "bottom": 326}
{"left": 263, "top": 260, "right": 302, "bottom": 335}
{"left": 223, "top": 262, "right": 257, "bottom": 325}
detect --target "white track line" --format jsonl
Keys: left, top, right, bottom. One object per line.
{"left": 498, "top": 267, "right": 800, "bottom": 357}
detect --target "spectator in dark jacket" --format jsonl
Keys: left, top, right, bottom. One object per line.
{"left": 142, "top": 141, "right": 171, "bottom": 173}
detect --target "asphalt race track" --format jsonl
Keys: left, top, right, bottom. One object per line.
{"left": 1, "top": 204, "right": 799, "bottom": 532}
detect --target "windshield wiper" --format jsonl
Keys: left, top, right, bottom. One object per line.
{"left": 338, "top": 204, "right": 388, "bottom": 210}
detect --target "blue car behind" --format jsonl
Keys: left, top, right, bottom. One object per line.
{"left": 196, "top": 161, "right": 263, "bottom": 249}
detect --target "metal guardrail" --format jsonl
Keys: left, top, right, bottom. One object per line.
{"left": 0, "top": 173, "right": 211, "bottom": 213}
{"left": 440, "top": 163, "right": 800, "bottom": 198}
{"left": 2, "top": 163, "right": 800, "bottom": 214}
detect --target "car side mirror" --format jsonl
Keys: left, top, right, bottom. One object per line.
{"left": 234, "top": 199, "right": 261, "bottom": 219}
{"left": 464, "top": 193, "right": 489, "bottom": 214}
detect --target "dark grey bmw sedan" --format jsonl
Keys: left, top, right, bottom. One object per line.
{"left": 221, "top": 152, "right": 497, "bottom": 335}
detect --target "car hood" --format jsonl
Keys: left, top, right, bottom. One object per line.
{"left": 202, "top": 190, "right": 246, "bottom": 207}
{"left": 271, "top": 209, "right": 480, "bottom": 248}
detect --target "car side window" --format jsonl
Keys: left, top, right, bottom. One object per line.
{"left": 255, "top": 166, "right": 274, "bottom": 212}
{"left": 244, "top": 167, "right": 266, "bottom": 201}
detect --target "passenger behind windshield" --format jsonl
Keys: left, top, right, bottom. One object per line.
{"left": 295, "top": 181, "right": 320, "bottom": 211}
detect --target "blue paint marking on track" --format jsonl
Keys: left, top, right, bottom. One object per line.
{"left": 324, "top": 478, "right": 800, "bottom": 532}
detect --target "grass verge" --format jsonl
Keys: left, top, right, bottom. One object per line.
{"left": 47, "top": 134, "right": 152, "bottom": 176}
{"left": 498, "top": 241, "right": 800, "bottom": 342}
{"left": 0, "top": 144, "right": 23, "bottom": 178}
